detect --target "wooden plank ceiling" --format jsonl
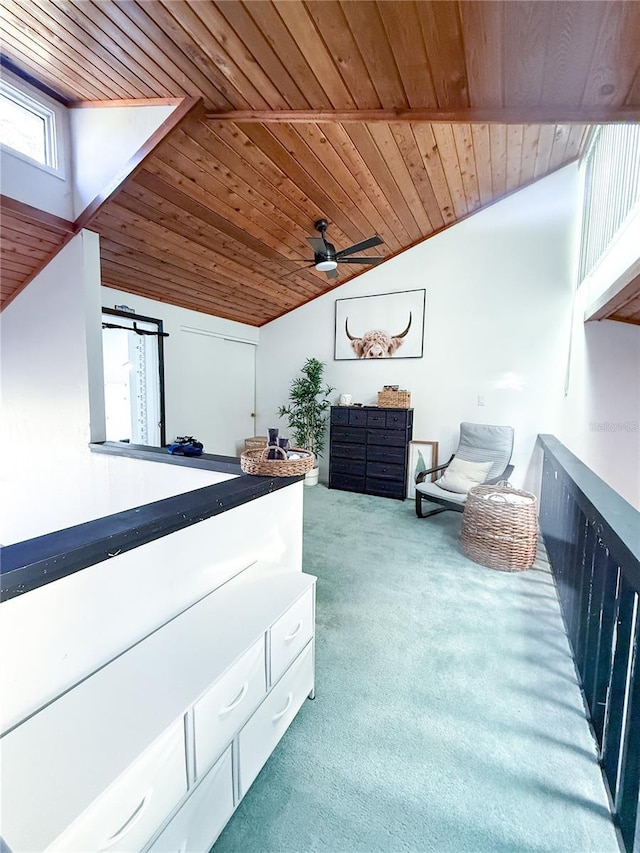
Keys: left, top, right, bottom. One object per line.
{"left": 1, "top": 1, "right": 640, "bottom": 325}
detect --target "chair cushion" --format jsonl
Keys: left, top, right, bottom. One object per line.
{"left": 457, "top": 422, "right": 514, "bottom": 481}
{"left": 435, "top": 457, "right": 493, "bottom": 493}
{"left": 415, "top": 481, "right": 468, "bottom": 504}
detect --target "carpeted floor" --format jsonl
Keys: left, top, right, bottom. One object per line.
{"left": 213, "top": 485, "right": 619, "bottom": 852}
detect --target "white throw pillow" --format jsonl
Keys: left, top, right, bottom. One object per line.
{"left": 435, "top": 457, "right": 493, "bottom": 494}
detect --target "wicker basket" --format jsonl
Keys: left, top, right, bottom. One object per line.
{"left": 244, "top": 435, "right": 268, "bottom": 451}
{"left": 240, "top": 445, "right": 315, "bottom": 477}
{"left": 460, "top": 483, "right": 538, "bottom": 572}
{"left": 377, "top": 389, "right": 411, "bottom": 408}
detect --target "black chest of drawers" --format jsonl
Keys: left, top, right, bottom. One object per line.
{"left": 328, "top": 406, "right": 413, "bottom": 500}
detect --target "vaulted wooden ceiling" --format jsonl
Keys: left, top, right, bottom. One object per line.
{"left": 2, "top": 1, "right": 640, "bottom": 325}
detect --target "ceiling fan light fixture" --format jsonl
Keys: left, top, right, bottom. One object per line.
{"left": 316, "top": 259, "right": 338, "bottom": 272}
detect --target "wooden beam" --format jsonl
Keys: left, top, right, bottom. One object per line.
{"left": 205, "top": 107, "right": 640, "bottom": 125}
{"left": 70, "top": 98, "right": 187, "bottom": 109}
{"left": 75, "top": 96, "right": 202, "bottom": 230}
{"left": 0, "top": 196, "right": 74, "bottom": 233}
{"left": 585, "top": 257, "right": 640, "bottom": 321}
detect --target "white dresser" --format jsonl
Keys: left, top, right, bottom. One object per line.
{"left": 0, "top": 567, "right": 316, "bottom": 853}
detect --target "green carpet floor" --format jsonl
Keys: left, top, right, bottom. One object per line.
{"left": 213, "top": 485, "right": 619, "bottom": 852}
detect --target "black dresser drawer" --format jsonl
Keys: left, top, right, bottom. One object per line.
{"left": 331, "top": 442, "right": 366, "bottom": 461}
{"left": 331, "top": 426, "right": 366, "bottom": 444}
{"left": 367, "top": 444, "right": 406, "bottom": 464}
{"left": 330, "top": 473, "right": 366, "bottom": 492}
{"left": 330, "top": 458, "right": 366, "bottom": 476}
{"left": 367, "top": 461, "right": 404, "bottom": 481}
{"left": 331, "top": 408, "right": 349, "bottom": 425}
{"left": 366, "top": 410, "right": 386, "bottom": 428}
{"left": 366, "top": 477, "right": 405, "bottom": 499}
{"left": 385, "top": 410, "right": 409, "bottom": 429}
{"left": 367, "top": 429, "right": 407, "bottom": 447}
{"left": 348, "top": 409, "right": 368, "bottom": 426}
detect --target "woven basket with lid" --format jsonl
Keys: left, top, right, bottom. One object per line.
{"left": 460, "top": 483, "right": 538, "bottom": 572}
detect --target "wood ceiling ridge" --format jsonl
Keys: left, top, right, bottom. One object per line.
{"left": 203, "top": 108, "right": 640, "bottom": 123}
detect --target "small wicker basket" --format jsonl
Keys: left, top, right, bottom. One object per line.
{"left": 377, "top": 389, "right": 411, "bottom": 408}
{"left": 460, "top": 483, "right": 538, "bottom": 572}
{"left": 240, "top": 445, "right": 315, "bottom": 477}
{"left": 244, "top": 435, "right": 268, "bottom": 451}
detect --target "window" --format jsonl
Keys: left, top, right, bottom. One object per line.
{"left": 0, "top": 79, "right": 58, "bottom": 170}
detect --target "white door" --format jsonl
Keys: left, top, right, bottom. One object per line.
{"left": 177, "top": 330, "right": 256, "bottom": 457}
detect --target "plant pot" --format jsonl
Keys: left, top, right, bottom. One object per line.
{"left": 304, "top": 466, "right": 319, "bottom": 486}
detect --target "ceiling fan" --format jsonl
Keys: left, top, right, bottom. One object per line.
{"left": 304, "top": 219, "right": 384, "bottom": 278}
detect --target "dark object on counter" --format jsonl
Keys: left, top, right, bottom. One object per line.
{"left": 268, "top": 427, "right": 279, "bottom": 459}
{"left": 167, "top": 436, "right": 204, "bottom": 456}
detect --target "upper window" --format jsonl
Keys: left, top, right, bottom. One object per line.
{"left": 0, "top": 79, "right": 58, "bottom": 170}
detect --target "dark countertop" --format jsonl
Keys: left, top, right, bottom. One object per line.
{"left": 0, "top": 442, "right": 302, "bottom": 602}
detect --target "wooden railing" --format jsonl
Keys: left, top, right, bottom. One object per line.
{"left": 538, "top": 435, "right": 640, "bottom": 852}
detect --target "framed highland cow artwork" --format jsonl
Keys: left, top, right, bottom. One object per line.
{"left": 334, "top": 289, "right": 426, "bottom": 360}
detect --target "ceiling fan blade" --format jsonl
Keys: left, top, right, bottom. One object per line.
{"left": 282, "top": 261, "right": 316, "bottom": 278}
{"left": 325, "top": 268, "right": 338, "bottom": 279}
{"left": 307, "top": 236, "right": 326, "bottom": 253}
{"left": 337, "top": 256, "right": 384, "bottom": 264}
{"left": 335, "top": 235, "right": 383, "bottom": 258}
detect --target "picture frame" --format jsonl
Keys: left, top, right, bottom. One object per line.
{"left": 407, "top": 440, "right": 439, "bottom": 499}
{"left": 334, "top": 289, "right": 426, "bottom": 360}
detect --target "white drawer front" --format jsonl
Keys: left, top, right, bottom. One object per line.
{"left": 46, "top": 718, "right": 187, "bottom": 853}
{"left": 269, "top": 589, "right": 314, "bottom": 685}
{"left": 194, "top": 636, "right": 266, "bottom": 778}
{"left": 239, "top": 642, "right": 314, "bottom": 796}
{"left": 146, "top": 747, "right": 233, "bottom": 853}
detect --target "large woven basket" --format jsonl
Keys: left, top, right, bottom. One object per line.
{"left": 460, "top": 483, "right": 538, "bottom": 572}
{"left": 377, "top": 389, "right": 411, "bottom": 408}
{"left": 240, "top": 445, "right": 315, "bottom": 477}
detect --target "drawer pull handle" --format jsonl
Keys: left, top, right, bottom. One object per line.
{"left": 284, "top": 621, "right": 303, "bottom": 642}
{"left": 272, "top": 692, "right": 293, "bottom": 722}
{"left": 219, "top": 681, "right": 248, "bottom": 715}
{"left": 100, "top": 790, "right": 152, "bottom": 849}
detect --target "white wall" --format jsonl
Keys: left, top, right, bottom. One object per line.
{"left": 559, "top": 285, "right": 640, "bottom": 508}
{"left": 101, "top": 287, "right": 259, "bottom": 454}
{"left": 0, "top": 69, "right": 73, "bottom": 220}
{"left": 70, "top": 103, "right": 175, "bottom": 218}
{"left": 257, "top": 166, "right": 580, "bottom": 491}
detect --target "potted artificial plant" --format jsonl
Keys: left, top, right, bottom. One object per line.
{"left": 278, "top": 357, "right": 334, "bottom": 486}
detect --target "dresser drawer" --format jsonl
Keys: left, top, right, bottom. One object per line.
{"left": 329, "top": 472, "right": 365, "bottom": 492}
{"left": 367, "top": 429, "right": 407, "bottom": 447}
{"left": 366, "top": 410, "right": 387, "bottom": 428}
{"left": 348, "top": 409, "right": 368, "bottom": 426}
{"left": 270, "top": 588, "right": 314, "bottom": 685}
{"left": 146, "top": 747, "right": 233, "bottom": 853}
{"left": 331, "top": 407, "right": 349, "bottom": 425}
{"left": 331, "top": 426, "right": 366, "bottom": 444}
{"left": 367, "top": 461, "right": 405, "bottom": 481}
{"left": 366, "top": 477, "right": 406, "bottom": 499}
{"left": 386, "top": 410, "right": 409, "bottom": 429}
{"left": 330, "top": 458, "right": 366, "bottom": 476}
{"left": 367, "top": 444, "right": 406, "bottom": 464}
{"left": 238, "top": 643, "right": 314, "bottom": 796}
{"left": 47, "top": 719, "right": 187, "bottom": 853}
{"left": 331, "top": 441, "right": 366, "bottom": 460}
{"left": 194, "top": 636, "right": 266, "bottom": 778}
